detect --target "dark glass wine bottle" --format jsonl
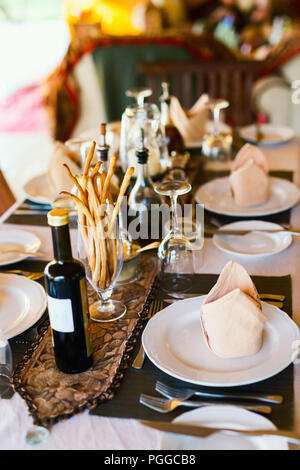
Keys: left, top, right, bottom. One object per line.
{"left": 160, "top": 81, "right": 185, "bottom": 156}
{"left": 127, "top": 129, "right": 162, "bottom": 246}
{"left": 44, "top": 209, "right": 93, "bottom": 374}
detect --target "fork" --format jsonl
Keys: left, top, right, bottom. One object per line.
{"left": 139, "top": 394, "right": 272, "bottom": 415}
{"left": 155, "top": 381, "right": 283, "bottom": 405}
{"left": 132, "top": 299, "right": 165, "bottom": 369}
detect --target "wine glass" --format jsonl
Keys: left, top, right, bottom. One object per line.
{"left": 0, "top": 330, "right": 13, "bottom": 398}
{"left": 126, "top": 87, "right": 152, "bottom": 107}
{"left": 202, "top": 98, "right": 232, "bottom": 162}
{"left": 154, "top": 179, "right": 193, "bottom": 294}
{"left": 78, "top": 215, "right": 126, "bottom": 323}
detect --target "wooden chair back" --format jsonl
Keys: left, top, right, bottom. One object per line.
{"left": 139, "top": 59, "right": 263, "bottom": 126}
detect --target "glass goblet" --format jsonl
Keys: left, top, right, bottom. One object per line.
{"left": 125, "top": 86, "right": 152, "bottom": 107}
{"left": 78, "top": 217, "right": 126, "bottom": 323}
{"left": 202, "top": 98, "right": 232, "bottom": 162}
{"left": 154, "top": 179, "right": 193, "bottom": 294}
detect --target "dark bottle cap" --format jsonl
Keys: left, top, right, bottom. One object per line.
{"left": 136, "top": 128, "right": 149, "bottom": 164}
{"left": 96, "top": 123, "right": 110, "bottom": 162}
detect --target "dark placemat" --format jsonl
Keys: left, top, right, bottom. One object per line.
{"left": 12, "top": 254, "right": 158, "bottom": 428}
{"left": 90, "top": 274, "right": 294, "bottom": 430}
{"left": 4, "top": 170, "right": 294, "bottom": 230}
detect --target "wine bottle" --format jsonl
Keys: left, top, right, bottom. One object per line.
{"left": 44, "top": 209, "right": 93, "bottom": 374}
{"left": 127, "top": 129, "right": 162, "bottom": 246}
{"left": 160, "top": 81, "right": 185, "bottom": 156}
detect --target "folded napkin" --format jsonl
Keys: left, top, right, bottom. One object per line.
{"left": 200, "top": 261, "right": 266, "bottom": 359}
{"left": 170, "top": 94, "right": 209, "bottom": 143}
{"left": 47, "top": 141, "right": 81, "bottom": 195}
{"left": 229, "top": 143, "right": 269, "bottom": 208}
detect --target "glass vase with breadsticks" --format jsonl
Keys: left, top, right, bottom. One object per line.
{"left": 61, "top": 141, "right": 135, "bottom": 322}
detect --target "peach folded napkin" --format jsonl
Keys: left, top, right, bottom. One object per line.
{"left": 200, "top": 261, "right": 266, "bottom": 359}
{"left": 170, "top": 94, "right": 209, "bottom": 143}
{"left": 229, "top": 143, "right": 269, "bottom": 207}
{"left": 47, "top": 142, "right": 81, "bottom": 195}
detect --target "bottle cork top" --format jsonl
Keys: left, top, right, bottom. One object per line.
{"left": 47, "top": 209, "right": 70, "bottom": 227}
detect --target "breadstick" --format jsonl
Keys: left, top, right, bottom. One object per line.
{"left": 86, "top": 178, "right": 108, "bottom": 288}
{"left": 60, "top": 191, "right": 101, "bottom": 285}
{"left": 108, "top": 166, "right": 134, "bottom": 236}
{"left": 63, "top": 164, "right": 87, "bottom": 204}
{"left": 101, "top": 154, "right": 118, "bottom": 205}
{"left": 83, "top": 140, "right": 96, "bottom": 176}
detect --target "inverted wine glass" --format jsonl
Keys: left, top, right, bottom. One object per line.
{"left": 126, "top": 86, "right": 152, "bottom": 107}
{"left": 78, "top": 215, "right": 126, "bottom": 322}
{"left": 202, "top": 98, "right": 232, "bottom": 162}
{"left": 154, "top": 179, "right": 193, "bottom": 293}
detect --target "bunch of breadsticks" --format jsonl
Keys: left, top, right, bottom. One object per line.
{"left": 61, "top": 141, "right": 134, "bottom": 290}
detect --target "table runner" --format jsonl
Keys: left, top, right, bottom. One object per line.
{"left": 12, "top": 253, "right": 158, "bottom": 428}
{"left": 90, "top": 273, "right": 294, "bottom": 431}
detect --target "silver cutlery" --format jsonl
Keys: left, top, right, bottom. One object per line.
{"left": 1, "top": 269, "right": 44, "bottom": 281}
{"left": 155, "top": 381, "right": 283, "bottom": 405}
{"left": 205, "top": 228, "right": 299, "bottom": 236}
{"left": 163, "top": 298, "right": 284, "bottom": 308}
{"left": 132, "top": 299, "right": 165, "bottom": 369}
{"left": 19, "top": 203, "right": 52, "bottom": 211}
{"left": 139, "top": 394, "right": 272, "bottom": 415}
{"left": 164, "top": 292, "right": 285, "bottom": 302}
{"left": 0, "top": 248, "right": 46, "bottom": 258}
{"left": 141, "top": 420, "right": 300, "bottom": 445}
{"left": 14, "top": 209, "right": 49, "bottom": 216}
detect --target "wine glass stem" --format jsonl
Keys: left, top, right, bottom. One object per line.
{"left": 137, "top": 94, "right": 145, "bottom": 107}
{"left": 213, "top": 107, "right": 220, "bottom": 136}
{"left": 170, "top": 193, "right": 180, "bottom": 235}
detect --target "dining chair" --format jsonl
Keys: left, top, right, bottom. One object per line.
{"left": 0, "top": 170, "right": 15, "bottom": 216}
{"left": 139, "top": 59, "right": 263, "bottom": 127}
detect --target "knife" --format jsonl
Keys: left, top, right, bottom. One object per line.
{"left": 205, "top": 229, "right": 298, "bottom": 236}
{"left": 14, "top": 209, "right": 49, "bottom": 216}
{"left": 163, "top": 298, "right": 284, "bottom": 308}
{"left": 141, "top": 421, "right": 300, "bottom": 445}
{"left": 163, "top": 293, "right": 285, "bottom": 301}
{"left": 19, "top": 202, "right": 52, "bottom": 211}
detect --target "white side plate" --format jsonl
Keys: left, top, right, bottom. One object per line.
{"left": 0, "top": 273, "right": 47, "bottom": 339}
{"left": 161, "top": 406, "right": 289, "bottom": 450}
{"left": 239, "top": 124, "right": 295, "bottom": 147}
{"left": 23, "top": 174, "right": 54, "bottom": 205}
{"left": 0, "top": 229, "right": 41, "bottom": 266}
{"left": 213, "top": 220, "right": 292, "bottom": 258}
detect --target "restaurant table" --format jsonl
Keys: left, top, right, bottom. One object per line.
{"left": 1, "top": 138, "right": 300, "bottom": 450}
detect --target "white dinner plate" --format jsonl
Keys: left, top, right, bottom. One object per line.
{"left": 185, "top": 121, "right": 231, "bottom": 148}
{"left": 195, "top": 177, "right": 300, "bottom": 217}
{"left": 23, "top": 173, "right": 55, "bottom": 205}
{"left": 0, "top": 273, "right": 47, "bottom": 339}
{"left": 0, "top": 229, "right": 41, "bottom": 266}
{"left": 213, "top": 220, "right": 292, "bottom": 258}
{"left": 239, "top": 124, "right": 295, "bottom": 147}
{"left": 161, "top": 406, "right": 289, "bottom": 450}
{"left": 142, "top": 296, "right": 299, "bottom": 387}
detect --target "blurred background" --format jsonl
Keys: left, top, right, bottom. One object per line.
{"left": 1, "top": 0, "right": 300, "bottom": 199}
